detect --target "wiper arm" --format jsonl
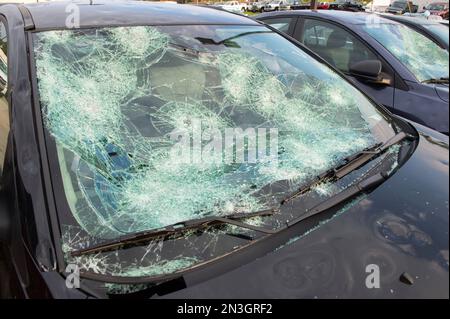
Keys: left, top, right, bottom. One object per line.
{"left": 422, "top": 77, "right": 449, "bottom": 84}
{"left": 282, "top": 131, "right": 412, "bottom": 204}
{"left": 71, "top": 209, "right": 278, "bottom": 257}
{"left": 286, "top": 172, "right": 387, "bottom": 227}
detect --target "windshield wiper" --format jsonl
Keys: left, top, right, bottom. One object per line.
{"left": 72, "top": 132, "right": 412, "bottom": 257}
{"left": 422, "top": 77, "right": 449, "bottom": 84}
{"left": 71, "top": 209, "right": 278, "bottom": 257}
{"left": 281, "top": 131, "right": 411, "bottom": 204}
{"left": 285, "top": 172, "right": 387, "bottom": 227}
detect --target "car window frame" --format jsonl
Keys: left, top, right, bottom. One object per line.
{"left": 256, "top": 15, "right": 298, "bottom": 37}
{"left": 293, "top": 16, "right": 409, "bottom": 91}
{"left": 295, "top": 17, "right": 388, "bottom": 73}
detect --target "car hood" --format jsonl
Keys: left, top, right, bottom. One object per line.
{"left": 165, "top": 125, "right": 449, "bottom": 298}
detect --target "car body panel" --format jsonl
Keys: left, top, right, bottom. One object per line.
{"left": 0, "top": 3, "right": 64, "bottom": 298}
{"left": 347, "top": 74, "right": 396, "bottom": 109}
{"left": 435, "top": 84, "right": 449, "bottom": 102}
{"left": 394, "top": 80, "right": 449, "bottom": 131}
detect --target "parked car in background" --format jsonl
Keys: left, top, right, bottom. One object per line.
{"left": 217, "top": 1, "right": 247, "bottom": 13}
{"left": 329, "top": 0, "right": 365, "bottom": 11}
{"left": 249, "top": 0, "right": 270, "bottom": 11}
{"left": 386, "top": 0, "right": 419, "bottom": 14}
{"left": 291, "top": 1, "right": 330, "bottom": 9}
{"left": 364, "top": 0, "right": 391, "bottom": 13}
{"left": 382, "top": 14, "right": 449, "bottom": 50}
{"left": 257, "top": 10, "right": 449, "bottom": 134}
{"left": 1, "top": 1, "right": 448, "bottom": 299}
{"left": 290, "top": 0, "right": 311, "bottom": 9}
{"left": 263, "top": 0, "right": 291, "bottom": 11}
{"left": 318, "top": 1, "right": 331, "bottom": 9}
{"left": 422, "top": 2, "right": 449, "bottom": 19}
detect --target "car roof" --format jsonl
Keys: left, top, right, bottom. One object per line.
{"left": 381, "top": 14, "right": 446, "bottom": 25}
{"left": 257, "top": 10, "right": 400, "bottom": 25}
{"left": 8, "top": 0, "right": 260, "bottom": 30}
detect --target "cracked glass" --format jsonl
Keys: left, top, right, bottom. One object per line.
{"left": 33, "top": 25, "right": 395, "bottom": 281}
{"left": 362, "top": 22, "right": 449, "bottom": 82}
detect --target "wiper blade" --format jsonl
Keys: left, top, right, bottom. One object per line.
{"left": 286, "top": 172, "right": 387, "bottom": 227}
{"left": 71, "top": 209, "right": 278, "bottom": 257}
{"left": 422, "top": 77, "right": 449, "bottom": 84}
{"left": 282, "top": 131, "right": 411, "bottom": 204}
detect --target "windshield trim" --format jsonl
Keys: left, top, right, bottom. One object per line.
{"left": 31, "top": 22, "right": 263, "bottom": 34}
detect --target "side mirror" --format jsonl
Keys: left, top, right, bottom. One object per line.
{"left": 349, "top": 60, "right": 391, "bottom": 85}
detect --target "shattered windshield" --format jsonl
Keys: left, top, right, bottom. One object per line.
{"left": 362, "top": 23, "right": 449, "bottom": 82}
{"left": 33, "top": 25, "right": 394, "bottom": 281}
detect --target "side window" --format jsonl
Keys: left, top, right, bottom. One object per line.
{"left": 0, "top": 19, "right": 9, "bottom": 173}
{"left": 300, "top": 19, "right": 378, "bottom": 72}
{"left": 262, "top": 17, "right": 295, "bottom": 34}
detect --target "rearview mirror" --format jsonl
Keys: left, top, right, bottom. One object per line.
{"left": 349, "top": 60, "right": 391, "bottom": 85}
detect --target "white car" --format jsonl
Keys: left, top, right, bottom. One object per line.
{"left": 249, "top": 1, "right": 271, "bottom": 12}
{"left": 218, "top": 1, "right": 248, "bottom": 13}
{"left": 263, "top": 0, "right": 291, "bottom": 11}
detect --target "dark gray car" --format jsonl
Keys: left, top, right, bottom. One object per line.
{"left": 257, "top": 10, "right": 449, "bottom": 135}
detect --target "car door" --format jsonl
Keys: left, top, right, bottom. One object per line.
{"left": 292, "top": 17, "right": 397, "bottom": 110}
